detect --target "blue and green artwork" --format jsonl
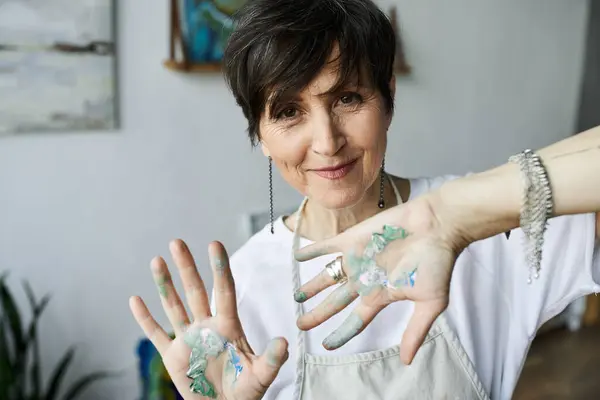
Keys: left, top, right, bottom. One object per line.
{"left": 179, "top": 0, "right": 246, "bottom": 63}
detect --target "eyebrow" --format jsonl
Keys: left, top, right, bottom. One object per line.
{"left": 320, "top": 82, "right": 361, "bottom": 97}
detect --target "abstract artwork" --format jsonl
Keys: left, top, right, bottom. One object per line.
{"left": 0, "top": 0, "right": 117, "bottom": 135}
{"left": 166, "top": 0, "right": 246, "bottom": 71}
{"left": 137, "top": 338, "right": 184, "bottom": 400}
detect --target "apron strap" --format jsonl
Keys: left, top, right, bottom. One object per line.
{"left": 290, "top": 175, "right": 403, "bottom": 400}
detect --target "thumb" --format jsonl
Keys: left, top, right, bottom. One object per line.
{"left": 254, "top": 337, "right": 289, "bottom": 388}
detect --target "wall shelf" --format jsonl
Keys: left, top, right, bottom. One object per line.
{"left": 163, "top": 60, "right": 221, "bottom": 73}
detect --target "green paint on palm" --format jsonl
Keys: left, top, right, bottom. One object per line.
{"left": 347, "top": 225, "right": 415, "bottom": 295}
{"left": 346, "top": 251, "right": 386, "bottom": 296}
{"left": 184, "top": 328, "right": 228, "bottom": 398}
{"left": 189, "top": 375, "right": 217, "bottom": 398}
{"left": 383, "top": 224, "right": 409, "bottom": 240}
{"left": 365, "top": 225, "right": 410, "bottom": 256}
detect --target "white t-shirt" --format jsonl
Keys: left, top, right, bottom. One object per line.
{"left": 211, "top": 176, "right": 600, "bottom": 400}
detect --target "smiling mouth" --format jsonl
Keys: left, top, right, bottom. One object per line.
{"left": 312, "top": 159, "right": 358, "bottom": 180}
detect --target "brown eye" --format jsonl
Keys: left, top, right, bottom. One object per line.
{"left": 339, "top": 93, "right": 362, "bottom": 105}
{"left": 282, "top": 108, "right": 297, "bottom": 118}
{"left": 275, "top": 106, "right": 298, "bottom": 120}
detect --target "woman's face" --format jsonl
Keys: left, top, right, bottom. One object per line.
{"left": 259, "top": 60, "right": 395, "bottom": 210}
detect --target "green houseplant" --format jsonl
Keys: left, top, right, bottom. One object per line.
{"left": 0, "top": 272, "right": 114, "bottom": 399}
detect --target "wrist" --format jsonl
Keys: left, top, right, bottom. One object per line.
{"left": 436, "top": 166, "right": 522, "bottom": 247}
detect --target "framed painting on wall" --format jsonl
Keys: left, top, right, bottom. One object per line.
{"left": 0, "top": 0, "right": 118, "bottom": 135}
{"left": 165, "top": 0, "right": 247, "bottom": 72}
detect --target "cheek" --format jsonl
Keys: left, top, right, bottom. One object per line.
{"left": 345, "top": 111, "right": 387, "bottom": 154}
{"left": 260, "top": 125, "right": 307, "bottom": 168}
{"left": 265, "top": 138, "right": 308, "bottom": 172}
{"left": 275, "top": 149, "right": 306, "bottom": 170}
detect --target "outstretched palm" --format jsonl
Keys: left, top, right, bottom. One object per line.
{"left": 293, "top": 193, "right": 459, "bottom": 364}
{"left": 130, "top": 240, "right": 288, "bottom": 399}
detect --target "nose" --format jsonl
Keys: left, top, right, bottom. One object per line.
{"left": 310, "top": 111, "right": 346, "bottom": 156}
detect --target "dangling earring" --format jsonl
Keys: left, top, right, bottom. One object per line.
{"left": 269, "top": 156, "right": 274, "bottom": 234}
{"left": 378, "top": 157, "right": 386, "bottom": 209}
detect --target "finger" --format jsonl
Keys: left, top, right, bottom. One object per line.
{"left": 399, "top": 301, "right": 447, "bottom": 365}
{"left": 297, "top": 283, "right": 358, "bottom": 330}
{"left": 294, "top": 239, "right": 340, "bottom": 262}
{"left": 129, "top": 296, "right": 171, "bottom": 354}
{"left": 209, "top": 241, "right": 238, "bottom": 319}
{"left": 322, "top": 301, "right": 385, "bottom": 350}
{"left": 294, "top": 267, "right": 338, "bottom": 303}
{"left": 254, "top": 337, "right": 289, "bottom": 389}
{"left": 151, "top": 256, "right": 191, "bottom": 334}
{"left": 170, "top": 239, "right": 211, "bottom": 321}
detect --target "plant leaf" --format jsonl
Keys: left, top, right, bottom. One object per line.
{"left": 23, "top": 281, "right": 50, "bottom": 399}
{"left": 0, "top": 316, "right": 15, "bottom": 400}
{"left": 45, "top": 346, "right": 75, "bottom": 400}
{"left": 0, "top": 276, "right": 26, "bottom": 398}
{"left": 61, "top": 371, "right": 116, "bottom": 400}
{"left": 0, "top": 277, "right": 24, "bottom": 351}
{"left": 23, "top": 280, "right": 36, "bottom": 311}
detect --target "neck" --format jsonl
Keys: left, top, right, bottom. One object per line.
{"left": 297, "top": 174, "right": 400, "bottom": 241}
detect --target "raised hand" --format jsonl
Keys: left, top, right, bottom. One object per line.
{"left": 293, "top": 193, "right": 462, "bottom": 365}
{"left": 130, "top": 240, "right": 289, "bottom": 399}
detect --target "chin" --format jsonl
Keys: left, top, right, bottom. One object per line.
{"left": 312, "top": 185, "right": 367, "bottom": 210}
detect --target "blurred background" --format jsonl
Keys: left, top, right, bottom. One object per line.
{"left": 0, "top": 0, "right": 598, "bottom": 399}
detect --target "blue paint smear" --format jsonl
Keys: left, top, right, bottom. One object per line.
{"left": 228, "top": 345, "right": 244, "bottom": 378}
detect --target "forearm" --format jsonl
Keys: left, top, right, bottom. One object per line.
{"left": 439, "top": 125, "right": 600, "bottom": 245}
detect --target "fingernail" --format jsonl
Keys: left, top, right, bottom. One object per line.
{"left": 294, "top": 291, "right": 307, "bottom": 303}
{"left": 283, "top": 349, "right": 290, "bottom": 363}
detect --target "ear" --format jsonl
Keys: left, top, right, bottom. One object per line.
{"left": 261, "top": 142, "right": 271, "bottom": 158}
{"left": 386, "top": 75, "right": 397, "bottom": 126}
{"left": 389, "top": 75, "right": 396, "bottom": 100}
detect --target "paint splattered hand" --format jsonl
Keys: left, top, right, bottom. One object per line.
{"left": 130, "top": 240, "right": 289, "bottom": 399}
{"left": 294, "top": 194, "right": 459, "bottom": 365}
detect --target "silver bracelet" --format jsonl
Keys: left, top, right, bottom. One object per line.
{"left": 508, "top": 149, "right": 554, "bottom": 284}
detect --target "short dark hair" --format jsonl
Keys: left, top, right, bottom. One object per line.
{"left": 223, "top": 0, "right": 396, "bottom": 146}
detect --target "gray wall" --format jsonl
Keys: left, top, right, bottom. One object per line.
{"left": 577, "top": 0, "right": 600, "bottom": 132}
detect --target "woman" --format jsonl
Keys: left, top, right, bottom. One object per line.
{"left": 129, "top": 0, "right": 600, "bottom": 399}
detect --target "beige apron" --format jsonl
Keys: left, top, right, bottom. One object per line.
{"left": 290, "top": 177, "right": 491, "bottom": 400}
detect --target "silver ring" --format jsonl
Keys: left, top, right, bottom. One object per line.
{"left": 325, "top": 256, "right": 347, "bottom": 283}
